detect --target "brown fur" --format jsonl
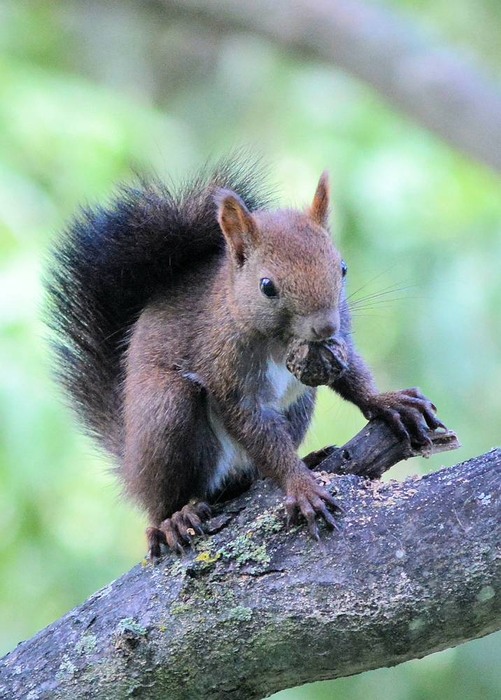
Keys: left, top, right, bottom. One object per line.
{"left": 123, "top": 174, "right": 444, "bottom": 556}
{"left": 49, "top": 165, "right": 444, "bottom": 558}
{"left": 124, "top": 178, "right": 349, "bottom": 553}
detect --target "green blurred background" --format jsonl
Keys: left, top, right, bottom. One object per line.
{"left": 1, "top": 1, "right": 500, "bottom": 697}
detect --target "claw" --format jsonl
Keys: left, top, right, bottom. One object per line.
{"left": 318, "top": 501, "right": 343, "bottom": 528}
{"left": 146, "top": 526, "right": 166, "bottom": 562}
{"left": 308, "top": 519, "right": 320, "bottom": 541}
{"left": 365, "top": 389, "right": 447, "bottom": 449}
{"left": 386, "top": 409, "right": 411, "bottom": 443}
{"left": 148, "top": 500, "right": 212, "bottom": 558}
{"left": 318, "top": 491, "right": 343, "bottom": 513}
{"left": 284, "top": 468, "right": 344, "bottom": 542}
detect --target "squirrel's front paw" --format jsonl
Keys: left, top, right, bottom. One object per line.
{"left": 147, "top": 500, "right": 212, "bottom": 560}
{"left": 284, "top": 468, "right": 343, "bottom": 541}
{"left": 363, "top": 388, "right": 446, "bottom": 448}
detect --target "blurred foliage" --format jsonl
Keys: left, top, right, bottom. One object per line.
{"left": 0, "top": 0, "right": 500, "bottom": 697}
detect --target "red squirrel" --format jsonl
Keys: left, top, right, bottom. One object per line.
{"left": 46, "top": 158, "right": 443, "bottom": 559}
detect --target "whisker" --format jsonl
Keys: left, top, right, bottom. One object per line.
{"left": 349, "top": 296, "right": 415, "bottom": 311}
{"left": 348, "top": 283, "right": 414, "bottom": 303}
{"left": 347, "top": 279, "right": 419, "bottom": 313}
{"left": 345, "top": 265, "right": 402, "bottom": 300}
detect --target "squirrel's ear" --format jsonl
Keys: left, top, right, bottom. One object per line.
{"left": 215, "top": 189, "right": 259, "bottom": 266}
{"left": 309, "top": 170, "right": 330, "bottom": 229}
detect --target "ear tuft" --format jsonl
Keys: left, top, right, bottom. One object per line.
{"left": 215, "top": 189, "right": 258, "bottom": 266}
{"left": 310, "top": 170, "right": 330, "bottom": 229}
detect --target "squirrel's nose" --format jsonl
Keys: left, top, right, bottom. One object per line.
{"left": 311, "top": 315, "right": 339, "bottom": 340}
{"left": 294, "top": 310, "right": 341, "bottom": 342}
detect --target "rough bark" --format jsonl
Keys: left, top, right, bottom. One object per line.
{"left": 1, "top": 422, "right": 499, "bottom": 700}
{"left": 161, "top": 0, "right": 501, "bottom": 175}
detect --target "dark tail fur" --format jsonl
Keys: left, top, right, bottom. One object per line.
{"left": 45, "top": 156, "right": 272, "bottom": 456}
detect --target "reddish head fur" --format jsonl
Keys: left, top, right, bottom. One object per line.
{"left": 216, "top": 172, "right": 343, "bottom": 342}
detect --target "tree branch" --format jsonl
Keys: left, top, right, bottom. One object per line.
{"left": 161, "top": 0, "right": 501, "bottom": 175}
{"left": 305, "top": 418, "right": 459, "bottom": 477}
{"left": 1, "top": 421, "right": 499, "bottom": 700}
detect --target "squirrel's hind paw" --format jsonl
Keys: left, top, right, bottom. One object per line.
{"left": 147, "top": 500, "right": 212, "bottom": 561}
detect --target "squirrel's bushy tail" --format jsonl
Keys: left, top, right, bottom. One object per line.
{"left": 45, "top": 156, "right": 272, "bottom": 456}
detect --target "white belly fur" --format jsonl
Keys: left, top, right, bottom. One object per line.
{"left": 207, "top": 359, "right": 307, "bottom": 494}
{"left": 207, "top": 407, "right": 252, "bottom": 494}
{"left": 265, "top": 358, "right": 306, "bottom": 410}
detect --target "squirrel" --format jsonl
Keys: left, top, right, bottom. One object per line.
{"left": 46, "top": 156, "right": 444, "bottom": 559}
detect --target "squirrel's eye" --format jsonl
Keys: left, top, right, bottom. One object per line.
{"left": 341, "top": 260, "right": 348, "bottom": 277}
{"left": 260, "top": 277, "right": 279, "bottom": 298}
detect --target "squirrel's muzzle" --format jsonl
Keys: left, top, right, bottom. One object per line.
{"left": 293, "top": 309, "right": 340, "bottom": 343}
